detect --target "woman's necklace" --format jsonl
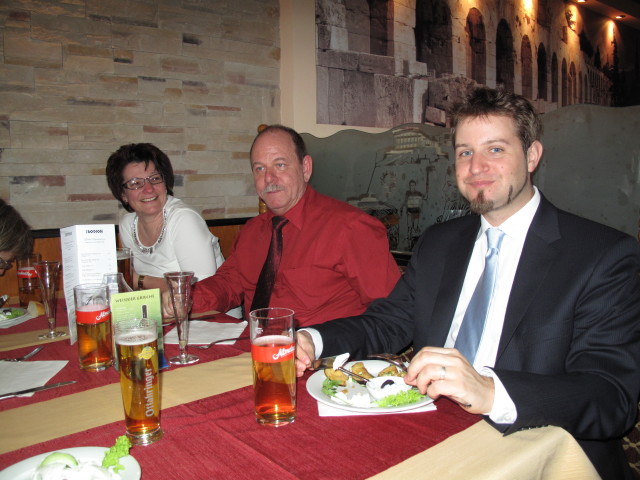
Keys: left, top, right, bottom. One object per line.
{"left": 132, "top": 208, "right": 168, "bottom": 255}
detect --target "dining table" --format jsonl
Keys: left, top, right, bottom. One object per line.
{"left": 0, "top": 298, "right": 600, "bottom": 479}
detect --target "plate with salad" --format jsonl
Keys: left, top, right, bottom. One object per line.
{"left": 0, "top": 436, "right": 140, "bottom": 480}
{"left": 306, "top": 359, "right": 434, "bottom": 414}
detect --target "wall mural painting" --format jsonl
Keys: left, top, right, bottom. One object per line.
{"left": 316, "top": 0, "right": 640, "bottom": 130}
{"left": 304, "top": 125, "right": 469, "bottom": 253}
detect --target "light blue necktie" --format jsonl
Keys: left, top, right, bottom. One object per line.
{"left": 455, "top": 228, "right": 505, "bottom": 363}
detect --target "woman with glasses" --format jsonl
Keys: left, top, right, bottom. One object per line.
{"left": 0, "top": 199, "right": 33, "bottom": 276}
{"left": 106, "top": 143, "right": 241, "bottom": 317}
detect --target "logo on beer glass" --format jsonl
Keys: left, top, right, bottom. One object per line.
{"left": 139, "top": 346, "right": 155, "bottom": 360}
{"left": 251, "top": 343, "right": 295, "bottom": 363}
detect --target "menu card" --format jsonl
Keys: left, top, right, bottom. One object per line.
{"left": 109, "top": 288, "right": 169, "bottom": 370}
{"left": 60, "top": 224, "right": 117, "bottom": 344}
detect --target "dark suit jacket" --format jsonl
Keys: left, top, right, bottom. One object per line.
{"left": 315, "top": 194, "right": 640, "bottom": 479}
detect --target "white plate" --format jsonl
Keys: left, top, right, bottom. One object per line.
{"left": 306, "top": 359, "right": 434, "bottom": 414}
{"left": 0, "top": 446, "right": 141, "bottom": 480}
{"left": 0, "top": 308, "right": 31, "bottom": 329}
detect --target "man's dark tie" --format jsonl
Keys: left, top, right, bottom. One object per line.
{"left": 251, "top": 216, "right": 289, "bottom": 312}
{"left": 455, "top": 227, "right": 505, "bottom": 364}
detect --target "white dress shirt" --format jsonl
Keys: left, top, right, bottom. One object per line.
{"left": 447, "top": 187, "right": 540, "bottom": 422}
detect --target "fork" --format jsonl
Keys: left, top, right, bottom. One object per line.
{"left": 1, "top": 345, "right": 44, "bottom": 362}
{"left": 367, "top": 353, "right": 408, "bottom": 372}
{"left": 191, "top": 336, "right": 249, "bottom": 349}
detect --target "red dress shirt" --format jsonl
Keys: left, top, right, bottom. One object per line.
{"left": 191, "top": 186, "right": 401, "bottom": 326}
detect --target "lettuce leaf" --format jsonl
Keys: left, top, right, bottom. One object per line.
{"left": 102, "top": 435, "right": 131, "bottom": 472}
{"left": 321, "top": 378, "right": 342, "bottom": 397}
{"left": 375, "top": 389, "right": 425, "bottom": 408}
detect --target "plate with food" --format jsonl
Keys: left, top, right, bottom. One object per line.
{"left": 0, "top": 307, "right": 28, "bottom": 326}
{"left": 0, "top": 436, "right": 140, "bottom": 480}
{"left": 306, "top": 359, "right": 434, "bottom": 413}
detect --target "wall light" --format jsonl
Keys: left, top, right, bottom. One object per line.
{"left": 615, "top": 14, "right": 626, "bottom": 19}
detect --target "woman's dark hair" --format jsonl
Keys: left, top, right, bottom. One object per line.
{"left": 0, "top": 199, "right": 33, "bottom": 259}
{"left": 250, "top": 124, "right": 308, "bottom": 162}
{"left": 450, "top": 87, "right": 543, "bottom": 154}
{"left": 106, "top": 143, "right": 175, "bottom": 213}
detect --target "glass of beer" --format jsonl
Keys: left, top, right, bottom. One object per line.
{"left": 73, "top": 283, "right": 113, "bottom": 371}
{"left": 17, "top": 253, "right": 41, "bottom": 308}
{"left": 34, "top": 260, "right": 67, "bottom": 339}
{"left": 116, "top": 248, "right": 133, "bottom": 291}
{"left": 115, "top": 317, "right": 163, "bottom": 445}
{"left": 249, "top": 307, "right": 296, "bottom": 427}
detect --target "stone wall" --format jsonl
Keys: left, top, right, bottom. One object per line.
{"left": 0, "top": 0, "right": 280, "bottom": 229}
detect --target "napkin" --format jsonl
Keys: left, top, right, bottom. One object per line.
{"left": 164, "top": 320, "right": 248, "bottom": 345}
{"left": 0, "top": 360, "right": 68, "bottom": 398}
{"left": 317, "top": 400, "right": 437, "bottom": 416}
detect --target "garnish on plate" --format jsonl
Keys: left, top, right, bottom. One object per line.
{"left": 102, "top": 435, "right": 132, "bottom": 472}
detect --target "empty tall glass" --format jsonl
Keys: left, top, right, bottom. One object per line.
{"left": 164, "top": 271, "right": 198, "bottom": 365}
{"left": 34, "top": 261, "right": 66, "bottom": 339}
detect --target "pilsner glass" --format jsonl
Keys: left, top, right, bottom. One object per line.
{"left": 73, "top": 283, "right": 113, "bottom": 372}
{"left": 115, "top": 318, "right": 163, "bottom": 445}
{"left": 164, "top": 271, "right": 198, "bottom": 365}
{"left": 34, "top": 261, "right": 67, "bottom": 339}
{"left": 250, "top": 307, "right": 296, "bottom": 427}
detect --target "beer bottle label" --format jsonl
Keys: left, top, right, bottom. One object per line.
{"left": 252, "top": 342, "right": 295, "bottom": 363}
{"left": 17, "top": 267, "right": 37, "bottom": 279}
{"left": 76, "top": 308, "right": 111, "bottom": 325}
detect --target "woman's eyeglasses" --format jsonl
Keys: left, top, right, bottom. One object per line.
{"left": 122, "top": 174, "right": 164, "bottom": 190}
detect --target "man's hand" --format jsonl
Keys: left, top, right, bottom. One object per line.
{"left": 295, "top": 330, "right": 316, "bottom": 377}
{"left": 405, "top": 346, "right": 495, "bottom": 415}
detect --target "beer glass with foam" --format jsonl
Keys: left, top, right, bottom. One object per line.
{"left": 115, "top": 318, "right": 163, "bottom": 445}
{"left": 73, "top": 283, "right": 113, "bottom": 371}
{"left": 250, "top": 307, "right": 296, "bottom": 427}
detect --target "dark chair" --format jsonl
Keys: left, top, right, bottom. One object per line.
{"left": 623, "top": 403, "right": 640, "bottom": 479}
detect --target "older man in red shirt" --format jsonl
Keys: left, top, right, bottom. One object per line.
{"left": 187, "top": 125, "right": 400, "bottom": 327}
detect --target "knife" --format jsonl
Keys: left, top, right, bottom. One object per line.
{"left": 0, "top": 380, "right": 76, "bottom": 400}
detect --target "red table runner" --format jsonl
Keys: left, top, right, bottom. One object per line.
{"left": 0, "top": 304, "right": 249, "bottom": 409}
{"left": 0, "top": 377, "right": 479, "bottom": 479}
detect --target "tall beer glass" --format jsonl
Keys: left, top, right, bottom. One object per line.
{"left": 116, "top": 248, "right": 133, "bottom": 291}
{"left": 115, "top": 318, "right": 163, "bottom": 445}
{"left": 73, "top": 283, "right": 112, "bottom": 371}
{"left": 250, "top": 307, "right": 296, "bottom": 427}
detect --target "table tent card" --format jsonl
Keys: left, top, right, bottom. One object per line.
{"left": 109, "top": 288, "right": 168, "bottom": 370}
{"left": 60, "top": 224, "right": 117, "bottom": 344}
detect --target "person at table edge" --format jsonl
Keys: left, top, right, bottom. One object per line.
{"left": 106, "top": 143, "right": 242, "bottom": 318}
{"left": 185, "top": 124, "right": 401, "bottom": 326}
{"left": 296, "top": 87, "right": 640, "bottom": 480}
{"left": 0, "top": 199, "right": 33, "bottom": 276}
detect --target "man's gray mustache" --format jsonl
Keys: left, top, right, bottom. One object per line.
{"left": 261, "top": 185, "right": 285, "bottom": 195}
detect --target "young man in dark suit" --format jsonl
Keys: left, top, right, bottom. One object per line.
{"left": 296, "top": 87, "right": 640, "bottom": 479}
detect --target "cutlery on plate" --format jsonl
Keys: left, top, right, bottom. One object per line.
{"left": 0, "top": 380, "right": 76, "bottom": 400}
{"left": 0, "top": 345, "right": 44, "bottom": 362}
{"left": 367, "top": 353, "right": 408, "bottom": 372}
{"left": 309, "top": 353, "right": 371, "bottom": 384}
{"left": 309, "top": 352, "right": 349, "bottom": 371}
